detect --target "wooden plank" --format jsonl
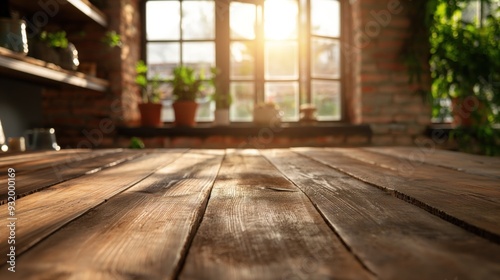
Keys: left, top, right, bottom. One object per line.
{"left": 11, "top": 0, "right": 108, "bottom": 27}
{"left": 180, "top": 149, "right": 373, "bottom": 280}
{"left": 0, "top": 150, "right": 187, "bottom": 261}
{"left": 0, "top": 149, "right": 92, "bottom": 167}
{"left": 0, "top": 149, "right": 122, "bottom": 173}
{"left": 0, "top": 149, "right": 89, "bottom": 161}
{"left": 262, "top": 149, "right": 500, "bottom": 279}
{"left": 294, "top": 147, "right": 500, "bottom": 243}
{"left": 334, "top": 148, "right": 500, "bottom": 192}
{"left": 0, "top": 150, "right": 223, "bottom": 279}
{"left": 0, "top": 150, "right": 145, "bottom": 204}
{"left": 365, "top": 146, "right": 500, "bottom": 179}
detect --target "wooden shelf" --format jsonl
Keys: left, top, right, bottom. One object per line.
{"left": 0, "top": 47, "right": 109, "bottom": 92}
{"left": 117, "top": 123, "right": 373, "bottom": 138}
{"left": 11, "top": 0, "right": 107, "bottom": 27}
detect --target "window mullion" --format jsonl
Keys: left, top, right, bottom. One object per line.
{"left": 304, "top": 0, "right": 312, "bottom": 104}
{"left": 179, "top": 1, "right": 183, "bottom": 65}
{"left": 255, "top": 3, "right": 265, "bottom": 104}
{"left": 216, "top": 0, "right": 230, "bottom": 102}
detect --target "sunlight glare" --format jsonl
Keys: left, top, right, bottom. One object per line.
{"left": 264, "top": 0, "right": 298, "bottom": 40}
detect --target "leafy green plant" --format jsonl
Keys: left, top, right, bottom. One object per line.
{"left": 451, "top": 125, "right": 500, "bottom": 156}
{"left": 135, "top": 60, "right": 162, "bottom": 103}
{"left": 211, "top": 92, "right": 232, "bottom": 109}
{"left": 404, "top": 0, "right": 500, "bottom": 155}
{"left": 170, "top": 66, "right": 209, "bottom": 102}
{"left": 429, "top": 1, "right": 500, "bottom": 155}
{"left": 40, "top": 31, "right": 68, "bottom": 49}
{"left": 102, "top": 31, "right": 122, "bottom": 48}
{"left": 128, "top": 137, "right": 145, "bottom": 149}
{"left": 209, "top": 68, "right": 231, "bottom": 109}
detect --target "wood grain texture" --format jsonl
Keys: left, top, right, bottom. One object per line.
{"left": 0, "top": 150, "right": 224, "bottom": 280}
{"left": 0, "top": 150, "right": 144, "bottom": 204}
{"left": 294, "top": 147, "right": 500, "bottom": 243}
{"left": 180, "top": 149, "right": 373, "bottom": 280}
{"left": 364, "top": 146, "right": 500, "bottom": 179}
{"left": 262, "top": 149, "right": 500, "bottom": 280}
{"left": 0, "top": 151, "right": 186, "bottom": 261}
{"left": 0, "top": 149, "right": 95, "bottom": 170}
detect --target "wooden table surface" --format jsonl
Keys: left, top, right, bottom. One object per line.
{"left": 0, "top": 147, "right": 499, "bottom": 279}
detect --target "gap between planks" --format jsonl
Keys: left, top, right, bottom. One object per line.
{"left": 363, "top": 146, "right": 500, "bottom": 179}
{"left": 0, "top": 150, "right": 146, "bottom": 205}
{"left": 293, "top": 147, "right": 500, "bottom": 245}
{"left": 179, "top": 149, "right": 374, "bottom": 280}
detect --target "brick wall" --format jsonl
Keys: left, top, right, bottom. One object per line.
{"left": 42, "top": 0, "right": 141, "bottom": 148}
{"left": 350, "top": 0, "right": 431, "bottom": 146}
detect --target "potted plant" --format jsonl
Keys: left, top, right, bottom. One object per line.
{"left": 169, "top": 65, "right": 207, "bottom": 127}
{"left": 210, "top": 68, "right": 231, "bottom": 126}
{"left": 135, "top": 60, "right": 163, "bottom": 127}
{"left": 253, "top": 102, "right": 283, "bottom": 126}
{"left": 29, "top": 31, "right": 80, "bottom": 71}
{"left": 212, "top": 92, "right": 232, "bottom": 126}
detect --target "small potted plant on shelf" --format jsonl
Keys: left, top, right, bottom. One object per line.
{"left": 212, "top": 92, "right": 232, "bottom": 126}
{"left": 135, "top": 60, "right": 163, "bottom": 127}
{"left": 30, "top": 31, "right": 80, "bottom": 71}
{"left": 169, "top": 65, "right": 209, "bottom": 127}
{"left": 253, "top": 102, "right": 283, "bottom": 127}
{"left": 210, "top": 68, "right": 231, "bottom": 126}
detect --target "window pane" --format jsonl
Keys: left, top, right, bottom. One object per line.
{"left": 182, "top": 42, "right": 215, "bottom": 75}
{"left": 230, "top": 82, "right": 254, "bottom": 121}
{"left": 146, "top": 1, "right": 180, "bottom": 40}
{"left": 265, "top": 41, "right": 298, "bottom": 79}
{"left": 311, "top": 80, "right": 341, "bottom": 120}
{"left": 231, "top": 42, "right": 255, "bottom": 79}
{"left": 311, "top": 38, "right": 340, "bottom": 79}
{"left": 265, "top": 82, "right": 299, "bottom": 121}
{"left": 264, "top": 0, "right": 298, "bottom": 40}
{"left": 230, "top": 2, "right": 256, "bottom": 39}
{"left": 311, "top": 0, "right": 340, "bottom": 37}
{"left": 147, "top": 43, "right": 180, "bottom": 79}
{"left": 196, "top": 98, "right": 214, "bottom": 121}
{"left": 160, "top": 98, "right": 173, "bottom": 122}
{"left": 182, "top": 1, "right": 215, "bottom": 39}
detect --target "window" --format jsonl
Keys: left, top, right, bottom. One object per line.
{"left": 144, "top": 0, "right": 343, "bottom": 123}
{"left": 462, "top": 0, "right": 499, "bottom": 26}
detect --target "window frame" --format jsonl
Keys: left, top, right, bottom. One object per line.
{"left": 141, "top": 0, "right": 349, "bottom": 124}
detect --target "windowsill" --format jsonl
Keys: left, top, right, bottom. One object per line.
{"left": 117, "top": 123, "right": 372, "bottom": 138}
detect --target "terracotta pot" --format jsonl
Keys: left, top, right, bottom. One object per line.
{"left": 451, "top": 96, "right": 486, "bottom": 127}
{"left": 173, "top": 101, "right": 198, "bottom": 127}
{"left": 138, "top": 103, "right": 162, "bottom": 127}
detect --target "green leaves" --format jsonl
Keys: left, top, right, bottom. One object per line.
{"left": 102, "top": 31, "right": 122, "bottom": 48}
{"left": 40, "top": 31, "right": 68, "bottom": 49}
{"left": 171, "top": 65, "right": 213, "bottom": 102}
{"left": 135, "top": 60, "right": 162, "bottom": 104}
{"left": 428, "top": 0, "right": 500, "bottom": 155}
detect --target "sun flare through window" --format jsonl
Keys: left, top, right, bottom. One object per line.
{"left": 144, "top": 0, "right": 343, "bottom": 123}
